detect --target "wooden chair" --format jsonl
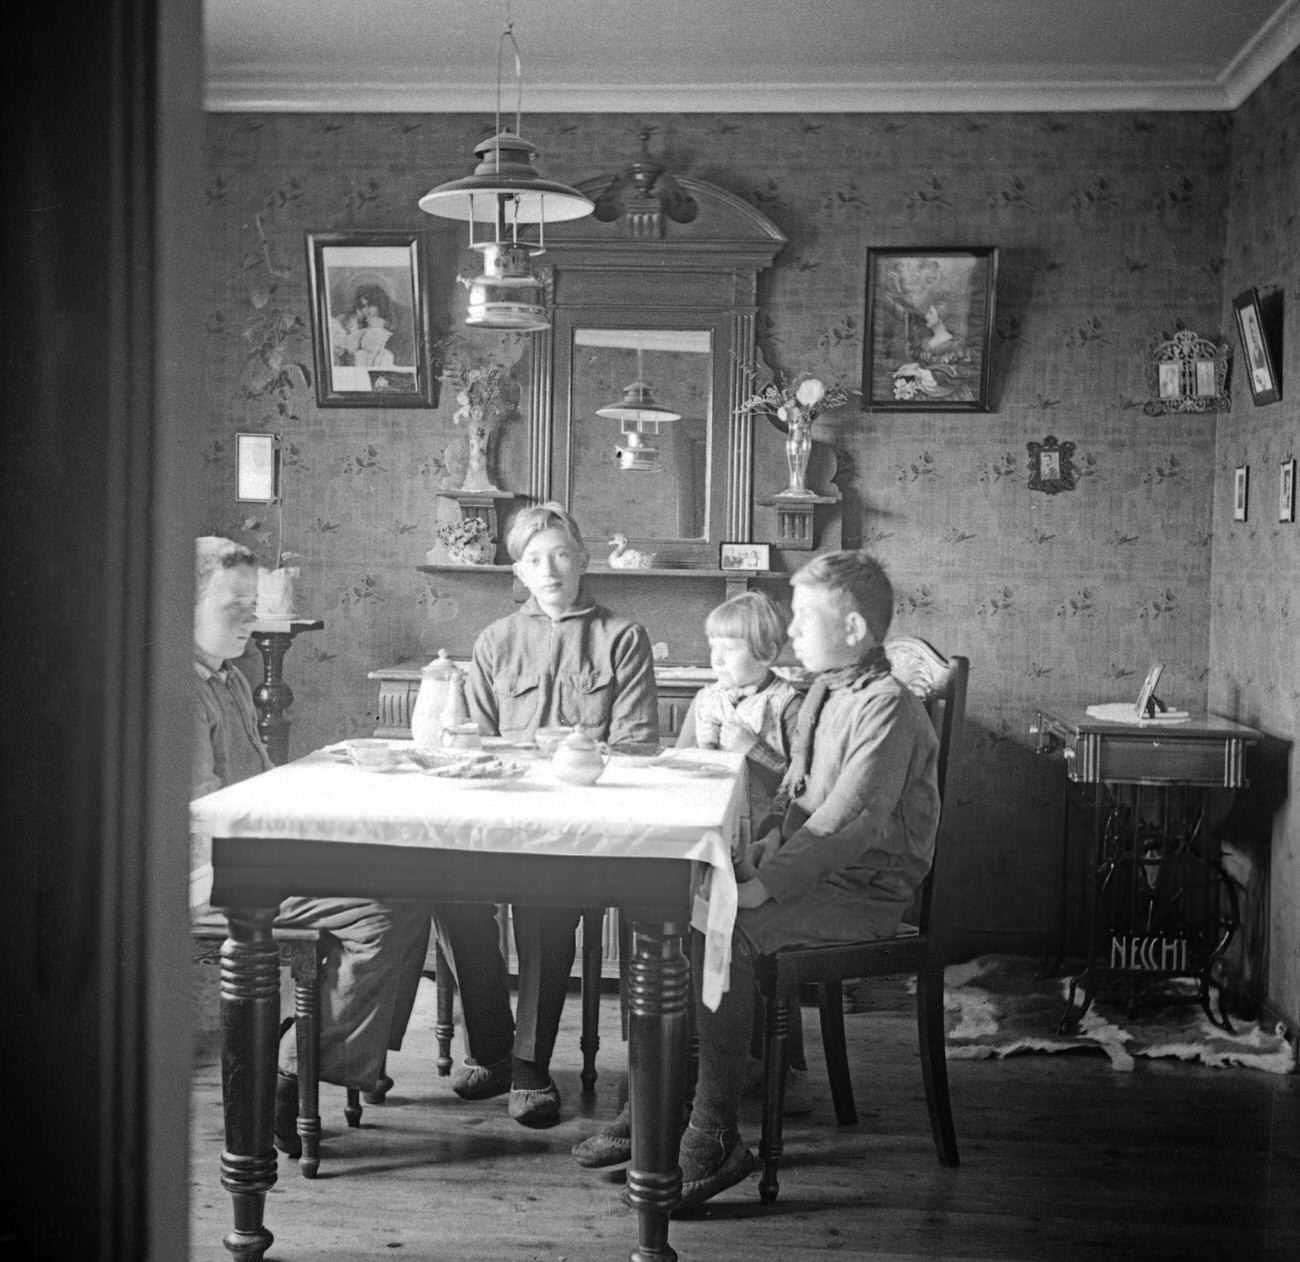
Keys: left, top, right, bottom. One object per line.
{"left": 753, "top": 635, "right": 968, "bottom": 1203}
{"left": 191, "top": 913, "right": 362, "bottom": 1178}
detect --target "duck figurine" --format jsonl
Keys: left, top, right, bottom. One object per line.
{"left": 608, "top": 534, "right": 656, "bottom": 569}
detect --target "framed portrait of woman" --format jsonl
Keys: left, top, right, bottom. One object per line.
{"left": 1231, "top": 287, "right": 1280, "bottom": 407}
{"left": 306, "top": 231, "right": 437, "bottom": 407}
{"left": 863, "top": 247, "right": 998, "bottom": 412}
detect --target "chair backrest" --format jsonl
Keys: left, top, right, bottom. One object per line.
{"left": 884, "top": 636, "right": 969, "bottom": 935}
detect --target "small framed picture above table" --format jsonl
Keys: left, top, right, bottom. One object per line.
{"left": 1233, "top": 465, "right": 1249, "bottom": 522}
{"left": 1232, "top": 288, "right": 1280, "bottom": 406}
{"left": 719, "top": 542, "right": 770, "bottom": 571}
{"left": 235, "top": 432, "right": 279, "bottom": 503}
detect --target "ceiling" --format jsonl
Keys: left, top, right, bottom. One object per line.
{"left": 205, "top": 0, "right": 1300, "bottom": 114}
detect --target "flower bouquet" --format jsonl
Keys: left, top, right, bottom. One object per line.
{"left": 736, "top": 363, "right": 855, "bottom": 496}
{"left": 435, "top": 515, "right": 496, "bottom": 566}
{"left": 438, "top": 356, "right": 520, "bottom": 493}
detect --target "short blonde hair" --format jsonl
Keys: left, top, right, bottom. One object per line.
{"left": 791, "top": 549, "right": 894, "bottom": 644}
{"left": 504, "top": 501, "right": 588, "bottom": 563}
{"left": 704, "top": 591, "right": 787, "bottom": 665}
{"left": 195, "top": 536, "right": 258, "bottom": 604}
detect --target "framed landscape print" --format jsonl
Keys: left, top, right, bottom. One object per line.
{"left": 306, "top": 231, "right": 437, "bottom": 407}
{"left": 863, "top": 246, "right": 998, "bottom": 412}
{"left": 1232, "top": 288, "right": 1280, "bottom": 406}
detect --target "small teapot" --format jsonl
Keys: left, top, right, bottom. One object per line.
{"left": 551, "top": 729, "right": 611, "bottom": 786}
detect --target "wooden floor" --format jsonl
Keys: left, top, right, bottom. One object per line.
{"left": 188, "top": 968, "right": 1299, "bottom": 1262}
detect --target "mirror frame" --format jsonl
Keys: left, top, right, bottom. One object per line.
{"left": 522, "top": 174, "right": 786, "bottom": 568}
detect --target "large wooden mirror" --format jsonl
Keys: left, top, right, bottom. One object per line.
{"left": 521, "top": 164, "right": 786, "bottom": 568}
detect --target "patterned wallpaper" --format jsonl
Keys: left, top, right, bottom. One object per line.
{"left": 1210, "top": 48, "right": 1299, "bottom": 1024}
{"left": 200, "top": 83, "right": 1292, "bottom": 993}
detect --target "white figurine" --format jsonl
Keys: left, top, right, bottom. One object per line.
{"left": 608, "top": 534, "right": 656, "bottom": 569}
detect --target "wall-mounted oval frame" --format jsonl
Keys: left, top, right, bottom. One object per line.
{"left": 520, "top": 169, "right": 786, "bottom": 567}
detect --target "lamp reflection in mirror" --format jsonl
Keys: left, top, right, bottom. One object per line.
{"left": 417, "top": 20, "right": 592, "bottom": 330}
{"left": 589, "top": 330, "right": 695, "bottom": 473}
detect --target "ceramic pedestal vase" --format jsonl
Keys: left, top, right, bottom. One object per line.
{"left": 460, "top": 406, "right": 502, "bottom": 493}
{"left": 784, "top": 417, "right": 814, "bottom": 497}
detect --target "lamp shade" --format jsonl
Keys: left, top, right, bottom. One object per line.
{"left": 596, "top": 381, "right": 682, "bottom": 425}
{"left": 419, "top": 132, "right": 593, "bottom": 224}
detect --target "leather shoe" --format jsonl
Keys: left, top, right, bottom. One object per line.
{"left": 274, "top": 1072, "right": 302, "bottom": 1159}
{"left": 449, "top": 1056, "right": 512, "bottom": 1100}
{"left": 362, "top": 1073, "right": 394, "bottom": 1105}
{"left": 572, "top": 1102, "right": 631, "bottom": 1167}
{"left": 508, "top": 1080, "right": 561, "bottom": 1128}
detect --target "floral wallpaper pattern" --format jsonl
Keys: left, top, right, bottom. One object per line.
{"left": 199, "top": 69, "right": 1293, "bottom": 1006}
{"left": 1210, "top": 48, "right": 1299, "bottom": 1023}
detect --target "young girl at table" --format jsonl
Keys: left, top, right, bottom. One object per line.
{"left": 675, "top": 549, "right": 941, "bottom": 1208}
{"left": 676, "top": 591, "right": 802, "bottom": 863}
{"left": 571, "top": 591, "right": 804, "bottom": 1169}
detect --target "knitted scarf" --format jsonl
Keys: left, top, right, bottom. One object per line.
{"left": 780, "top": 646, "right": 891, "bottom": 800}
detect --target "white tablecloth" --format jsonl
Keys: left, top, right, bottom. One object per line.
{"left": 191, "top": 745, "right": 745, "bottom": 1008}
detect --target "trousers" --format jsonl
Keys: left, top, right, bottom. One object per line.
{"left": 431, "top": 902, "right": 580, "bottom": 1068}
{"left": 273, "top": 896, "right": 431, "bottom": 1093}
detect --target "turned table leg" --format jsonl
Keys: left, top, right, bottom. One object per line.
{"left": 219, "top": 907, "right": 281, "bottom": 1261}
{"left": 625, "top": 920, "right": 689, "bottom": 1262}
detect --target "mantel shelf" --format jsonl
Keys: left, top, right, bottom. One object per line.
{"left": 417, "top": 564, "right": 781, "bottom": 579}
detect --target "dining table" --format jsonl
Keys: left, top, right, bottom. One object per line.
{"left": 191, "top": 740, "right": 747, "bottom": 1262}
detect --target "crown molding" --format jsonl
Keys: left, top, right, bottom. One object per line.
{"left": 1219, "top": 0, "right": 1300, "bottom": 107}
{"left": 204, "top": 3, "right": 1300, "bottom": 116}
{"left": 203, "top": 76, "right": 1261, "bottom": 115}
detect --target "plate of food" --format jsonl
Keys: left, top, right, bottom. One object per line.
{"left": 609, "top": 745, "right": 668, "bottom": 767}
{"left": 416, "top": 750, "right": 528, "bottom": 784}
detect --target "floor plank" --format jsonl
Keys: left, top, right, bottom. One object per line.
{"left": 188, "top": 968, "right": 1299, "bottom": 1261}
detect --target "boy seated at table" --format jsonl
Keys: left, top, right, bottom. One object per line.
{"left": 431, "top": 503, "right": 659, "bottom": 1128}
{"left": 191, "top": 536, "right": 430, "bottom": 1158}
{"left": 676, "top": 548, "right": 941, "bottom": 1208}
{"left": 571, "top": 590, "right": 803, "bottom": 1168}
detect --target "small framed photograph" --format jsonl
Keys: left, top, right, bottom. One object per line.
{"left": 862, "top": 246, "right": 997, "bottom": 412}
{"left": 235, "top": 432, "right": 279, "bottom": 503}
{"left": 1232, "top": 288, "right": 1280, "bottom": 406}
{"left": 1135, "top": 661, "right": 1165, "bottom": 717}
{"left": 719, "top": 542, "right": 771, "bottom": 571}
{"left": 1280, "top": 459, "right": 1296, "bottom": 523}
{"left": 1158, "top": 361, "right": 1182, "bottom": 399}
{"left": 1194, "top": 359, "right": 1218, "bottom": 398}
{"left": 1233, "top": 465, "right": 1249, "bottom": 522}
{"left": 306, "top": 230, "right": 437, "bottom": 408}
{"left": 1026, "top": 435, "right": 1077, "bottom": 496}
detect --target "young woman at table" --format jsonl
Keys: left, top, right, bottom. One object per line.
{"left": 675, "top": 550, "right": 941, "bottom": 1207}
{"left": 191, "top": 537, "right": 431, "bottom": 1157}
{"left": 431, "top": 503, "right": 659, "bottom": 1127}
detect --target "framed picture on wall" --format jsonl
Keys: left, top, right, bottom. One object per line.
{"left": 235, "top": 432, "right": 279, "bottom": 502}
{"left": 1233, "top": 465, "right": 1249, "bottom": 522}
{"left": 862, "top": 246, "right": 997, "bottom": 412}
{"left": 1280, "top": 459, "right": 1296, "bottom": 524}
{"left": 719, "top": 542, "right": 771, "bottom": 571}
{"left": 1231, "top": 288, "right": 1280, "bottom": 406}
{"left": 306, "top": 230, "right": 437, "bottom": 407}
